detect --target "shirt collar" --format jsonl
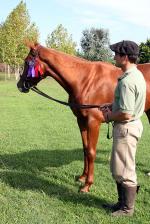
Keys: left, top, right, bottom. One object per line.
{"left": 118, "top": 65, "right": 137, "bottom": 81}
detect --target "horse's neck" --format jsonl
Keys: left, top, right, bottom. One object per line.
{"left": 39, "top": 47, "right": 86, "bottom": 94}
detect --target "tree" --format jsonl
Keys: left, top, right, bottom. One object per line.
{"left": 46, "top": 24, "right": 77, "bottom": 55}
{"left": 0, "top": 1, "right": 39, "bottom": 68}
{"left": 79, "top": 27, "right": 113, "bottom": 62}
{"left": 139, "top": 39, "right": 150, "bottom": 63}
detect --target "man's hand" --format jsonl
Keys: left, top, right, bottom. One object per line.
{"left": 99, "top": 106, "right": 133, "bottom": 123}
{"left": 99, "top": 103, "right": 112, "bottom": 111}
{"left": 101, "top": 107, "right": 112, "bottom": 123}
{"left": 98, "top": 103, "right": 113, "bottom": 123}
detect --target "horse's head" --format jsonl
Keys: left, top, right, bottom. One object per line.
{"left": 17, "top": 42, "right": 46, "bottom": 93}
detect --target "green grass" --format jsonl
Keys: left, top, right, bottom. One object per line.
{"left": 0, "top": 78, "right": 150, "bottom": 224}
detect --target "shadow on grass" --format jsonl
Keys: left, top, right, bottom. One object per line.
{"left": 0, "top": 149, "right": 110, "bottom": 210}
{"left": 0, "top": 169, "right": 108, "bottom": 210}
{"left": 0, "top": 148, "right": 108, "bottom": 172}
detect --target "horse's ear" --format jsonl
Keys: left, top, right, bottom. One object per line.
{"left": 24, "top": 39, "right": 39, "bottom": 50}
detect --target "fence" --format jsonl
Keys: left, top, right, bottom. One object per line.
{"left": 0, "top": 63, "right": 20, "bottom": 81}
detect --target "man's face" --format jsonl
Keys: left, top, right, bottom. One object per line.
{"left": 114, "top": 53, "right": 127, "bottom": 68}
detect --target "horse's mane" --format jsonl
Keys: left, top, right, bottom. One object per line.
{"left": 40, "top": 45, "right": 115, "bottom": 67}
{"left": 39, "top": 45, "right": 88, "bottom": 63}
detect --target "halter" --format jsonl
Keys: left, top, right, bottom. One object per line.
{"left": 21, "top": 54, "right": 44, "bottom": 91}
{"left": 26, "top": 57, "right": 44, "bottom": 78}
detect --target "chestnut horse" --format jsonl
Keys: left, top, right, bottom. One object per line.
{"left": 17, "top": 43, "right": 150, "bottom": 192}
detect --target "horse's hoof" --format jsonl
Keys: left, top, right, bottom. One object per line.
{"left": 78, "top": 185, "right": 90, "bottom": 193}
{"left": 75, "top": 175, "right": 86, "bottom": 184}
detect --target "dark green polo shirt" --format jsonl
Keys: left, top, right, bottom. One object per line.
{"left": 112, "top": 66, "right": 146, "bottom": 119}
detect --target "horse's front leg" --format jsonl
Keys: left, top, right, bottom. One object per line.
{"left": 80, "top": 118, "right": 100, "bottom": 193}
{"left": 77, "top": 117, "right": 88, "bottom": 184}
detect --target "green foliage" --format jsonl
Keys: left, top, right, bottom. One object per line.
{"left": 0, "top": 1, "right": 39, "bottom": 66}
{"left": 139, "top": 39, "right": 150, "bottom": 63}
{"left": 46, "top": 24, "right": 77, "bottom": 55}
{"left": 79, "top": 28, "right": 113, "bottom": 62}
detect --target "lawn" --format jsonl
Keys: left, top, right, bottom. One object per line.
{"left": 0, "top": 77, "right": 150, "bottom": 224}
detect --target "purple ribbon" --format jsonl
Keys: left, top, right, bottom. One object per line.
{"left": 27, "top": 60, "right": 35, "bottom": 77}
{"left": 31, "top": 67, "right": 35, "bottom": 77}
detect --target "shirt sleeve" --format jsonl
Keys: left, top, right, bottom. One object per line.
{"left": 118, "top": 82, "right": 135, "bottom": 114}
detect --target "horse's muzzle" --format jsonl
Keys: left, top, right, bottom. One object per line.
{"left": 18, "top": 87, "right": 29, "bottom": 93}
{"left": 17, "top": 81, "right": 30, "bottom": 93}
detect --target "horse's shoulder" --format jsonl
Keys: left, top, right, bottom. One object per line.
{"left": 92, "top": 61, "right": 120, "bottom": 77}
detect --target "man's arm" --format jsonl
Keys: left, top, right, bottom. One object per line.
{"left": 101, "top": 107, "right": 133, "bottom": 123}
{"left": 108, "top": 110, "right": 132, "bottom": 122}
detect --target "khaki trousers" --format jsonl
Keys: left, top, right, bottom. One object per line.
{"left": 110, "top": 119, "right": 143, "bottom": 187}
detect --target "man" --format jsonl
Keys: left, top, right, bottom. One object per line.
{"left": 101, "top": 40, "right": 146, "bottom": 217}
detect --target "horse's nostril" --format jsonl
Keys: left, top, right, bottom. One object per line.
{"left": 18, "top": 87, "right": 23, "bottom": 92}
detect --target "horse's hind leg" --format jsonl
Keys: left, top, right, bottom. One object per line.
{"left": 77, "top": 116, "right": 88, "bottom": 183}
{"left": 145, "top": 109, "right": 150, "bottom": 124}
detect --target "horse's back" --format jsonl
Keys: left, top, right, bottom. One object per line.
{"left": 137, "top": 63, "right": 150, "bottom": 80}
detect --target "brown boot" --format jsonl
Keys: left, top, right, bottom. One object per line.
{"left": 111, "top": 185, "right": 137, "bottom": 217}
{"left": 103, "top": 182, "right": 123, "bottom": 211}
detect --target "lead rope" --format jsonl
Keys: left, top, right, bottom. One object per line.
{"left": 107, "top": 121, "right": 114, "bottom": 139}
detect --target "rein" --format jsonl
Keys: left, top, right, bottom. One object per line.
{"left": 31, "top": 86, "right": 113, "bottom": 139}
{"left": 31, "top": 86, "right": 107, "bottom": 110}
